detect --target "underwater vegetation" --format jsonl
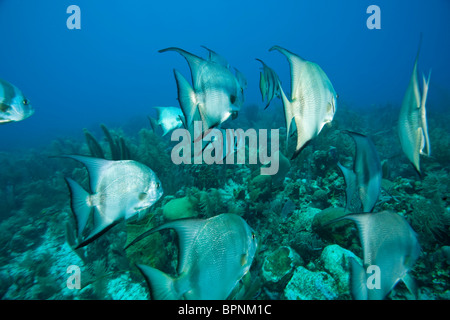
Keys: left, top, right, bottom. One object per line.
{"left": 0, "top": 95, "right": 448, "bottom": 300}
{"left": 0, "top": 36, "right": 449, "bottom": 301}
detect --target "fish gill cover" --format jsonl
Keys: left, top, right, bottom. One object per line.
{"left": 0, "top": 0, "right": 449, "bottom": 302}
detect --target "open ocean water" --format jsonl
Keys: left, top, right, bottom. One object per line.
{"left": 0, "top": 0, "right": 449, "bottom": 303}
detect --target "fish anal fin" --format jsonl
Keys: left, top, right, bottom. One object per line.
{"left": 278, "top": 81, "right": 294, "bottom": 150}
{"left": 412, "top": 127, "right": 423, "bottom": 173}
{"left": 420, "top": 71, "right": 431, "bottom": 156}
{"left": 136, "top": 264, "right": 180, "bottom": 300}
{"left": 75, "top": 208, "right": 120, "bottom": 249}
{"left": 349, "top": 257, "right": 368, "bottom": 300}
{"left": 402, "top": 273, "right": 418, "bottom": 299}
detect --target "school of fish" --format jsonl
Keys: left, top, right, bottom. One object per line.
{"left": 1, "top": 37, "right": 431, "bottom": 300}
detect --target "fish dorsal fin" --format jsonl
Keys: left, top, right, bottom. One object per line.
{"left": 201, "top": 45, "right": 230, "bottom": 68}
{"left": 159, "top": 47, "right": 205, "bottom": 88}
{"left": 234, "top": 67, "right": 247, "bottom": 90}
{"left": 153, "top": 107, "right": 164, "bottom": 121}
{"left": 157, "top": 219, "right": 206, "bottom": 274}
{"left": 270, "top": 45, "right": 307, "bottom": 101}
{"left": 61, "top": 155, "right": 112, "bottom": 192}
{"left": 411, "top": 36, "right": 423, "bottom": 113}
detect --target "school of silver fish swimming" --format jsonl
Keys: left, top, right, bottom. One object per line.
{"left": 1, "top": 38, "right": 430, "bottom": 300}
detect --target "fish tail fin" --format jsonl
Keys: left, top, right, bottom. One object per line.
{"left": 349, "top": 257, "right": 368, "bottom": 300}
{"left": 173, "top": 69, "right": 197, "bottom": 128}
{"left": 136, "top": 264, "right": 180, "bottom": 300}
{"left": 64, "top": 177, "right": 92, "bottom": 238}
{"left": 415, "top": 33, "right": 423, "bottom": 66}
{"left": 420, "top": 70, "right": 431, "bottom": 156}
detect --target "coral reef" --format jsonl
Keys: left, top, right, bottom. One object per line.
{"left": 0, "top": 97, "right": 449, "bottom": 300}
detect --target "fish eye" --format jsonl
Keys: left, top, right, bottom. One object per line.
{"left": 138, "top": 192, "right": 147, "bottom": 200}
{"left": 230, "top": 95, "right": 236, "bottom": 104}
{"left": 23, "top": 99, "right": 29, "bottom": 105}
{"left": 156, "top": 182, "right": 160, "bottom": 188}
{"left": 336, "top": 94, "right": 339, "bottom": 99}
{"left": 251, "top": 232, "right": 256, "bottom": 240}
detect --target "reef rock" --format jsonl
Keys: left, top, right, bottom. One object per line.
{"left": 248, "top": 174, "right": 272, "bottom": 202}
{"left": 320, "top": 244, "right": 361, "bottom": 299}
{"left": 262, "top": 246, "right": 303, "bottom": 291}
{"left": 292, "top": 207, "right": 321, "bottom": 232}
{"left": 284, "top": 266, "right": 338, "bottom": 300}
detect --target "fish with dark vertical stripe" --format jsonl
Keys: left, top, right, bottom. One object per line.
{"left": 269, "top": 46, "right": 337, "bottom": 159}
{"left": 0, "top": 78, "right": 34, "bottom": 124}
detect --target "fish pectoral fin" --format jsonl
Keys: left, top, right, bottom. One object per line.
{"left": 402, "top": 273, "right": 418, "bottom": 299}
{"left": 173, "top": 69, "right": 198, "bottom": 128}
{"left": 198, "top": 103, "right": 220, "bottom": 132}
{"left": 136, "top": 264, "right": 180, "bottom": 300}
{"left": 240, "top": 253, "right": 248, "bottom": 266}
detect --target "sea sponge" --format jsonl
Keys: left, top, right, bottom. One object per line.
{"left": 284, "top": 266, "right": 338, "bottom": 300}
{"left": 262, "top": 246, "right": 303, "bottom": 291}
{"left": 162, "top": 196, "right": 199, "bottom": 220}
{"left": 248, "top": 174, "right": 272, "bottom": 202}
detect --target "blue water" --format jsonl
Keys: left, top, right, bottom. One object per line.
{"left": 1, "top": 0, "right": 449, "bottom": 150}
{"left": 0, "top": 0, "right": 449, "bottom": 301}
